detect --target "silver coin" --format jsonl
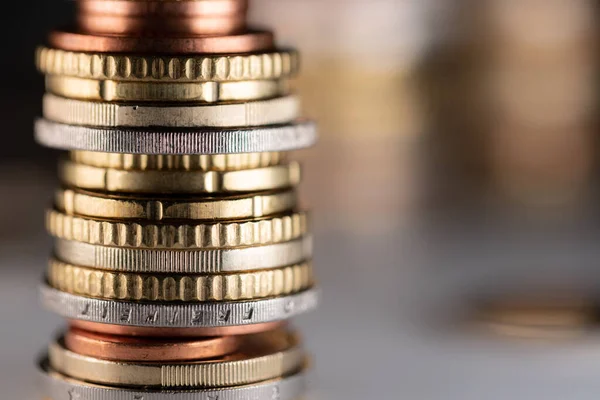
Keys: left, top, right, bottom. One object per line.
{"left": 53, "top": 236, "right": 312, "bottom": 273}
{"left": 40, "top": 283, "right": 318, "bottom": 327}
{"left": 34, "top": 118, "right": 318, "bottom": 155}
{"left": 38, "top": 359, "right": 307, "bottom": 400}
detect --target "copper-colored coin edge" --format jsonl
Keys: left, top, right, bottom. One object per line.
{"left": 64, "top": 327, "right": 241, "bottom": 361}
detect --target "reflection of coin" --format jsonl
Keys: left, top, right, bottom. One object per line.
{"left": 65, "top": 327, "right": 241, "bottom": 361}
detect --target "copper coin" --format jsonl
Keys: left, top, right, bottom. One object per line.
{"left": 69, "top": 320, "right": 286, "bottom": 337}
{"left": 48, "top": 29, "right": 274, "bottom": 54}
{"left": 76, "top": 0, "right": 247, "bottom": 35}
{"left": 77, "top": 14, "right": 246, "bottom": 36}
{"left": 77, "top": 0, "right": 248, "bottom": 17}
{"left": 64, "top": 327, "right": 241, "bottom": 361}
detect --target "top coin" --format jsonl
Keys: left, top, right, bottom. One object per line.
{"left": 76, "top": 0, "right": 248, "bottom": 36}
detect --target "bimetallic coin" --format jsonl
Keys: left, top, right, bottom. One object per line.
{"left": 59, "top": 159, "right": 301, "bottom": 193}
{"left": 40, "top": 283, "right": 319, "bottom": 328}
{"left": 48, "top": 259, "right": 313, "bottom": 301}
{"left": 46, "top": 209, "right": 308, "bottom": 249}
{"left": 52, "top": 236, "right": 312, "bottom": 273}
{"left": 36, "top": 47, "right": 299, "bottom": 82}
{"left": 35, "top": 118, "right": 317, "bottom": 155}
{"left": 65, "top": 327, "right": 240, "bottom": 361}
{"left": 55, "top": 188, "right": 297, "bottom": 221}
{"left": 48, "top": 28, "right": 274, "bottom": 54}
{"left": 49, "top": 329, "right": 304, "bottom": 387}
{"left": 46, "top": 76, "right": 288, "bottom": 103}
{"left": 43, "top": 93, "right": 300, "bottom": 128}
{"left": 39, "top": 360, "right": 307, "bottom": 400}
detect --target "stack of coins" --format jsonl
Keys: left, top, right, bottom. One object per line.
{"left": 33, "top": 1, "right": 318, "bottom": 399}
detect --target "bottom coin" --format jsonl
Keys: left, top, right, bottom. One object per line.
{"left": 69, "top": 320, "right": 286, "bottom": 336}
{"left": 49, "top": 328, "right": 304, "bottom": 388}
{"left": 64, "top": 327, "right": 241, "bottom": 361}
{"left": 38, "top": 359, "right": 307, "bottom": 400}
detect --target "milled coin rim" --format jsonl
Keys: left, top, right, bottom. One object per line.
{"left": 38, "top": 359, "right": 307, "bottom": 400}
{"left": 53, "top": 235, "right": 313, "bottom": 273}
{"left": 58, "top": 158, "right": 301, "bottom": 194}
{"left": 48, "top": 329, "right": 304, "bottom": 387}
{"left": 42, "top": 93, "right": 300, "bottom": 128}
{"left": 39, "top": 283, "right": 319, "bottom": 327}
{"left": 34, "top": 118, "right": 317, "bottom": 154}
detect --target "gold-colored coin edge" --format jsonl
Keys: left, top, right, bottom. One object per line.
{"left": 49, "top": 332, "right": 304, "bottom": 387}
{"left": 46, "top": 75, "right": 289, "bottom": 102}
{"left": 70, "top": 151, "right": 285, "bottom": 171}
{"left": 48, "top": 259, "right": 313, "bottom": 301}
{"left": 37, "top": 46, "right": 299, "bottom": 82}
{"left": 59, "top": 159, "right": 301, "bottom": 193}
{"left": 46, "top": 209, "right": 308, "bottom": 248}
{"left": 55, "top": 188, "right": 297, "bottom": 221}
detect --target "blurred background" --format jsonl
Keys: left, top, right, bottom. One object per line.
{"left": 4, "top": 0, "right": 600, "bottom": 398}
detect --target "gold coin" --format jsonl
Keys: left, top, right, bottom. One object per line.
{"left": 46, "top": 209, "right": 308, "bottom": 248}
{"left": 70, "top": 151, "right": 285, "bottom": 171}
{"left": 55, "top": 188, "right": 297, "bottom": 221}
{"left": 46, "top": 75, "right": 288, "bottom": 102}
{"left": 48, "top": 259, "right": 313, "bottom": 301}
{"left": 49, "top": 329, "right": 304, "bottom": 388}
{"left": 59, "top": 158, "right": 301, "bottom": 193}
{"left": 36, "top": 47, "right": 299, "bottom": 82}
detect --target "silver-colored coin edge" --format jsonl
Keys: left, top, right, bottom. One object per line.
{"left": 53, "top": 236, "right": 313, "bottom": 273}
{"left": 34, "top": 118, "right": 318, "bottom": 155}
{"left": 38, "top": 359, "right": 307, "bottom": 400}
{"left": 39, "top": 283, "right": 319, "bottom": 327}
